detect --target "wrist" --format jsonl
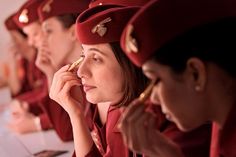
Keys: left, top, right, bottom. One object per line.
{"left": 33, "top": 116, "right": 42, "bottom": 131}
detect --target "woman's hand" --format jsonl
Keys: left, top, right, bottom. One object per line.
{"left": 7, "top": 100, "right": 39, "bottom": 134}
{"left": 35, "top": 42, "right": 55, "bottom": 78}
{"left": 118, "top": 99, "right": 184, "bottom": 157}
{"left": 49, "top": 65, "right": 83, "bottom": 116}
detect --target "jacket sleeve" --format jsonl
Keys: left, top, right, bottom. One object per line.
{"left": 39, "top": 113, "right": 53, "bottom": 130}
{"left": 40, "top": 96, "right": 73, "bottom": 141}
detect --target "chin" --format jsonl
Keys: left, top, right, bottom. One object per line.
{"left": 86, "top": 95, "right": 103, "bottom": 104}
{"left": 86, "top": 97, "right": 98, "bottom": 104}
{"left": 176, "top": 122, "right": 197, "bottom": 132}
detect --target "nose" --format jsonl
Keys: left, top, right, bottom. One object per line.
{"left": 77, "top": 58, "right": 89, "bottom": 79}
{"left": 27, "top": 36, "right": 35, "bottom": 47}
{"left": 39, "top": 35, "right": 48, "bottom": 48}
{"left": 149, "top": 89, "right": 161, "bottom": 105}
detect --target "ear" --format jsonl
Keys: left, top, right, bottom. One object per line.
{"left": 68, "top": 24, "right": 77, "bottom": 41}
{"left": 186, "top": 57, "right": 207, "bottom": 92}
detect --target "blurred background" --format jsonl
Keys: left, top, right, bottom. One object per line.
{"left": 0, "top": 0, "right": 24, "bottom": 60}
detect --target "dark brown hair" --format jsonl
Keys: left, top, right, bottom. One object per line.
{"left": 56, "top": 13, "right": 80, "bottom": 29}
{"left": 110, "top": 42, "right": 148, "bottom": 107}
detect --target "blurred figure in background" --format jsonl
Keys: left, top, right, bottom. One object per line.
{"left": 3, "top": 13, "right": 35, "bottom": 97}
{"left": 6, "top": 0, "right": 52, "bottom": 134}
{"left": 35, "top": 0, "right": 90, "bottom": 141}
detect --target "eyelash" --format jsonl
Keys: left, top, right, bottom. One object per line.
{"left": 46, "top": 29, "right": 52, "bottom": 34}
{"left": 80, "top": 54, "right": 102, "bottom": 63}
{"left": 93, "top": 56, "right": 101, "bottom": 62}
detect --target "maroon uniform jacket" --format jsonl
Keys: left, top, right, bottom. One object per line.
{"left": 72, "top": 105, "right": 211, "bottom": 157}
{"left": 84, "top": 106, "right": 128, "bottom": 157}
{"left": 210, "top": 104, "right": 236, "bottom": 157}
{"left": 14, "top": 56, "right": 52, "bottom": 130}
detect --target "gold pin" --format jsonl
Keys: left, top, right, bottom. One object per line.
{"left": 19, "top": 9, "right": 29, "bottom": 23}
{"left": 125, "top": 24, "right": 138, "bottom": 53}
{"left": 67, "top": 57, "right": 84, "bottom": 72}
{"left": 42, "top": 0, "right": 53, "bottom": 13}
{"left": 91, "top": 17, "right": 112, "bottom": 37}
{"left": 138, "top": 79, "right": 157, "bottom": 102}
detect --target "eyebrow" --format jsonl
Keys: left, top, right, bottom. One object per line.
{"left": 81, "top": 46, "right": 107, "bottom": 57}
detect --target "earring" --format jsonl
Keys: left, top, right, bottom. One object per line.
{"left": 195, "top": 85, "right": 201, "bottom": 91}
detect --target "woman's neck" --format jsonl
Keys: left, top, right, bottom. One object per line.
{"left": 97, "top": 102, "right": 111, "bottom": 125}
{"left": 208, "top": 69, "right": 236, "bottom": 128}
{"left": 26, "top": 48, "right": 36, "bottom": 62}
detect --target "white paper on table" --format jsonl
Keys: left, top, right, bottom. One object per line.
{"left": 0, "top": 134, "right": 33, "bottom": 157}
{"left": 0, "top": 86, "right": 12, "bottom": 105}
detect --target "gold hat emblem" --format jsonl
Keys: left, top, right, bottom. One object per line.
{"left": 19, "top": 9, "right": 29, "bottom": 23}
{"left": 91, "top": 17, "right": 112, "bottom": 37}
{"left": 42, "top": 0, "right": 53, "bottom": 13}
{"left": 125, "top": 24, "right": 138, "bottom": 53}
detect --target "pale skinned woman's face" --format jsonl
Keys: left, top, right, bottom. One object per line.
{"left": 42, "top": 17, "right": 75, "bottom": 66}
{"left": 77, "top": 43, "right": 125, "bottom": 105}
{"left": 23, "top": 22, "right": 43, "bottom": 49}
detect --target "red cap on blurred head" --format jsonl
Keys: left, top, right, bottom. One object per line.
{"left": 89, "top": 0, "right": 149, "bottom": 8}
{"left": 76, "top": 5, "right": 140, "bottom": 45}
{"left": 4, "top": 13, "right": 19, "bottom": 31}
{"left": 13, "top": 0, "right": 42, "bottom": 28}
{"left": 121, "top": 0, "right": 236, "bottom": 67}
{"left": 38, "top": 0, "right": 90, "bottom": 22}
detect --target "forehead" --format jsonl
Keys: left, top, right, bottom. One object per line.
{"left": 22, "top": 22, "right": 41, "bottom": 35}
{"left": 142, "top": 59, "right": 159, "bottom": 71}
{"left": 82, "top": 43, "right": 112, "bottom": 55}
{"left": 42, "top": 17, "right": 62, "bottom": 27}
{"left": 142, "top": 60, "right": 170, "bottom": 76}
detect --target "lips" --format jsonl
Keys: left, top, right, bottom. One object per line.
{"left": 82, "top": 84, "right": 96, "bottom": 92}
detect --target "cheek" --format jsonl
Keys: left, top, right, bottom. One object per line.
{"left": 49, "top": 37, "right": 69, "bottom": 58}
{"left": 153, "top": 84, "right": 181, "bottom": 112}
{"left": 48, "top": 34, "right": 60, "bottom": 48}
{"left": 96, "top": 67, "right": 124, "bottom": 98}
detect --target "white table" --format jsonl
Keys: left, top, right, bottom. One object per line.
{"left": 0, "top": 87, "right": 74, "bottom": 157}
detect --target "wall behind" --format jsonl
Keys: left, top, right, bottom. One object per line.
{"left": 0, "top": 0, "right": 25, "bottom": 61}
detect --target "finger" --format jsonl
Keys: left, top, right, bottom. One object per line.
{"left": 21, "top": 102, "right": 29, "bottom": 111}
{"left": 50, "top": 66, "right": 78, "bottom": 98}
{"left": 60, "top": 79, "right": 82, "bottom": 95}
{"left": 56, "top": 73, "right": 81, "bottom": 92}
{"left": 143, "top": 114, "right": 160, "bottom": 155}
{"left": 54, "top": 65, "right": 71, "bottom": 76}
{"left": 119, "top": 103, "right": 145, "bottom": 139}
{"left": 127, "top": 113, "right": 151, "bottom": 154}
{"left": 122, "top": 99, "right": 145, "bottom": 121}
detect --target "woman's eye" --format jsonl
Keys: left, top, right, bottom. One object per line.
{"left": 80, "top": 54, "right": 85, "bottom": 58}
{"left": 93, "top": 55, "right": 102, "bottom": 62}
{"left": 45, "top": 29, "right": 52, "bottom": 34}
{"left": 93, "top": 57, "right": 101, "bottom": 62}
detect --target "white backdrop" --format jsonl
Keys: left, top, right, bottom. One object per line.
{"left": 0, "top": 0, "right": 25, "bottom": 61}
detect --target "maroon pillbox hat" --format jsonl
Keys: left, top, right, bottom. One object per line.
{"left": 38, "top": 0, "right": 90, "bottom": 22}
{"left": 121, "top": 0, "right": 236, "bottom": 67}
{"left": 13, "top": 0, "right": 42, "bottom": 28}
{"left": 89, "top": 0, "right": 149, "bottom": 8}
{"left": 4, "top": 13, "right": 19, "bottom": 31}
{"left": 76, "top": 5, "right": 140, "bottom": 44}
